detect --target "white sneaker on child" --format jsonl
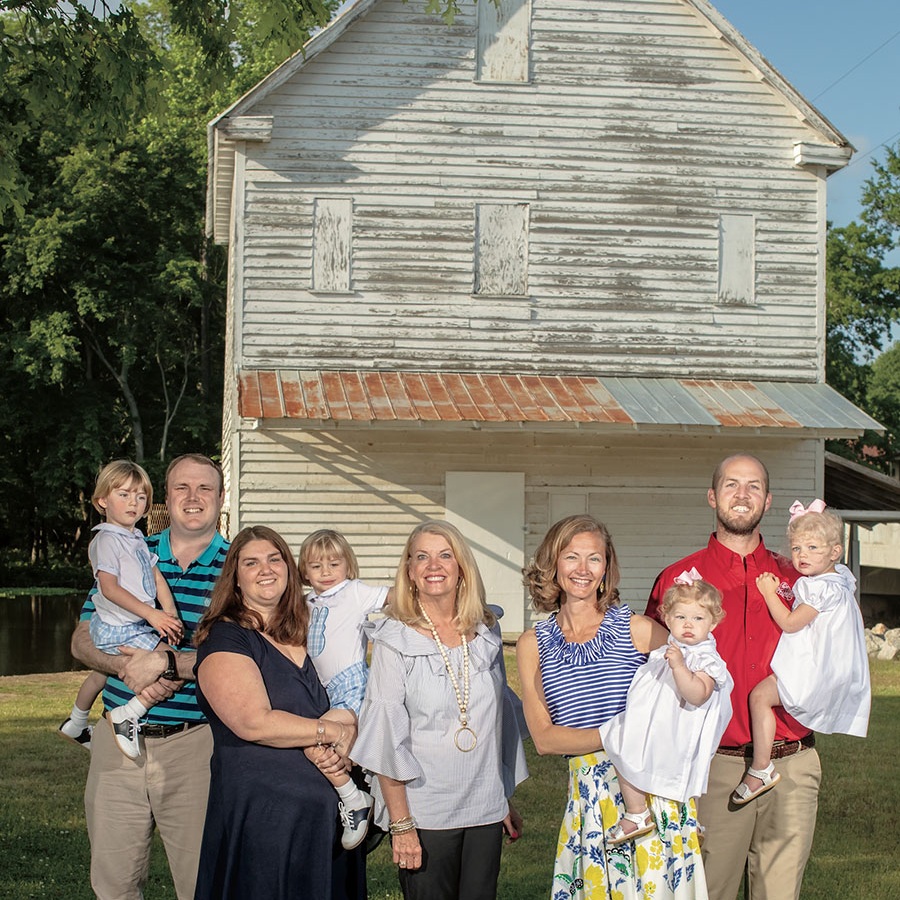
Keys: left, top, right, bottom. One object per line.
{"left": 339, "top": 792, "right": 374, "bottom": 850}
{"left": 58, "top": 718, "right": 93, "bottom": 751}
{"left": 108, "top": 707, "right": 142, "bottom": 759}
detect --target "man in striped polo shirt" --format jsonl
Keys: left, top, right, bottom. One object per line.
{"left": 71, "top": 454, "right": 229, "bottom": 900}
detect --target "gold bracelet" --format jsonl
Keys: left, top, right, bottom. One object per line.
{"left": 316, "top": 719, "right": 326, "bottom": 748}
{"left": 389, "top": 816, "right": 417, "bottom": 835}
{"left": 331, "top": 724, "right": 346, "bottom": 750}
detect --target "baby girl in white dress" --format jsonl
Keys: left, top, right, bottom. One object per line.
{"left": 733, "top": 501, "right": 871, "bottom": 804}
{"left": 601, "top": 570, "right": 734, "bottom": 844}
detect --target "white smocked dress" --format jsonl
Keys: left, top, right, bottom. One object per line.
{"left": 771, "top": 563, "right": 870, "bottom": 737}
{"left": 600, "top": 634, "right": 734, "bottom": 803}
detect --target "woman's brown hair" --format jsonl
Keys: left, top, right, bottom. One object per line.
{"left": 195, "top": 526, "right": 308, "bottom": 647}
{"left": 524, "top": 514, "right": 621, "bottom": 614}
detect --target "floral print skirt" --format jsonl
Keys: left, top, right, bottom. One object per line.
{"left": 552, "top": 753, "right": 708, "bottom": 900}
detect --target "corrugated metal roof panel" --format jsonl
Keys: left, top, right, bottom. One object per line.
{"left": 763, "top": 382, "right": 881, "bottom": 432}
{"left": 603, "top": 377, "right": 717, "bottom": 427}
{"left": 236, "top": 370, "right": 882, "bottom": 436}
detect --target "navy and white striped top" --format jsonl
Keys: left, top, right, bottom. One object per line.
{"left": 79, "top": 528, "right": 229, "bottom": 725}
{"left": 536, "top": 604, "right": 647, "bottom": 729}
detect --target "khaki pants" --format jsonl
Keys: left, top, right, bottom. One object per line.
{"left": 84, "top": 720, "right": 213, "bottom": 900}
{"left": 698, "top": 749, "right": 821, "bottom": 900}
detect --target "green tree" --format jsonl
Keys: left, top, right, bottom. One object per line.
{"left": 825, "top": 139, "right": 900, "bottom": 468}
{"left": 867, "top": 342, "right": 900, "bottom": 465}
{"left": 0, "top": 0, "right": 340, "bottom": 225}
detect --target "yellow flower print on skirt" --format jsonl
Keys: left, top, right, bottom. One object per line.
{"left": 552, "top": 753, "right": 708, "bottom": 899}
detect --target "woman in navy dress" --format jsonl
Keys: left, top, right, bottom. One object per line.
{"left": 193, "top": 525, "right": 365, "bottom": 900}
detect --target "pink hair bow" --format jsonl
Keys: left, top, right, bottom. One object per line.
{"left": 674, "top": 567, "right": 703, "bottom": 585}
{"left": 789, "top": 499, "right": 827, "bottom": 521}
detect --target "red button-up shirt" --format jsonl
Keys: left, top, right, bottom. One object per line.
{"left": 645, "top": 533, "right": 808, "bottom": 747}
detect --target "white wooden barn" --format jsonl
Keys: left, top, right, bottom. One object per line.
{"left": 206, "top": 0, "right": 881, "bottom": 632}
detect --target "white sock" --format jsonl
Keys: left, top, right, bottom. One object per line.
{"left": 69, "top": 704, "right": 91, "bottom": 728}
{"left": 124, "top": 697, "right": 149, "bottom": 719}
{"left": 335, "top": 779, "right": 365, "bottom": 807}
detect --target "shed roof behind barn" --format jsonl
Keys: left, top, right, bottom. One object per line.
{"left": 825, "top": 451, "right": 900, "bottom": 511}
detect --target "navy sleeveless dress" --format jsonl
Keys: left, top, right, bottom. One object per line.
{"left": 194, "top": 621, "right": 366, "bottom": 899}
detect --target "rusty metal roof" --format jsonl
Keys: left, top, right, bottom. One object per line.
{"left": 237, "top": 370, "right": 881, "bottom": 436}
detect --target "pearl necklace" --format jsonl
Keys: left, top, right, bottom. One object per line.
{"left": 417, "top": 601, "right": 477, "bottom": 752}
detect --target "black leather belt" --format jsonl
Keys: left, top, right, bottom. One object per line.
{"left": 102, "top": 711, "right": 203, "bottom": 739}
{"left": 716, "top": 733, "right": 815, "bottom": 759}
{"left": 140, "top": 721, "right": 204, "bottom": 739}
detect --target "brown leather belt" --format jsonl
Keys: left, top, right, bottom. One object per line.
{"left": 716, "top": 733, "right": 815, "bottom": 759}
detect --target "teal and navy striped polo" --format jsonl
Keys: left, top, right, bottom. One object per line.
{"left": 79, "top": 529, "right": 229, "bottom": 725}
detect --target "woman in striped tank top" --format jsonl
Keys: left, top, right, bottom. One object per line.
{"left": 516, "top": 515, "right": 710, "bottom": 899}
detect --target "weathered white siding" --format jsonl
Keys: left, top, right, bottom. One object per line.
{"left": 229, "top": 0, "right": 834, "bottom": 381}
{"left": 232, "top": 426, "right": 819, "bottom": 632}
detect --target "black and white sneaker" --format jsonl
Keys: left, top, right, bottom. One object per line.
{"left": 108, "top": 707, "right": 142, "bottom": 759}
{"left": 339, "top": 792, "right": 374, "bottom": 850}
{"left": 58, "top": 718, "right": 93, "bottom": 751}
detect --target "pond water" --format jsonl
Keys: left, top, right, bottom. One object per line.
{"left": 0, "top": 594, "right": 87, "bottom": 676}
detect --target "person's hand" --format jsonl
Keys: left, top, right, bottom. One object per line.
{"left": 503, "top": 802, "right": 523, "bottom": 843}
{"left": 312, "top": 744, "right": 350, "bottom": 777}
{"left": 391, "top": 829, "right": 422, "bottom": 871}
{"left": 756, "top": 572, "right": 780, "bottom": 595}
{"left": 146, "top": 609, "right": 183, "bottom": 645}
{"left": 665, "top": 642, "right": 686, "bottom": 671}
{"left": 117, "top": 646, "right": 167, "bottom": 693}
{"left": 141, "top": 678, "right": 180, "bottom": 703}
{"left": 332, "top": 720, "right": 358, "bottom": 758}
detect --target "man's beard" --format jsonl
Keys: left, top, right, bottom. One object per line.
{"left": 717, "top": 507, "right": 764, "bottom": 537}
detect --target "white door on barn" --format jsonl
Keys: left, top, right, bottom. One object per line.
{"left": 445, "top": 472, "right": 525, "bottom": 632}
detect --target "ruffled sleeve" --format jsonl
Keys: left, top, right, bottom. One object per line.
{"left": 793, "top": 565, "right": 856, "bottom": 614}
{"left": 352, "top": 619, "right": 424, "bottom": 782}
{"left": 683, "top": 642, "right": 731, "bottom": 689}
{"left": 488, "top": 610, "right": 529, "bottom": 796}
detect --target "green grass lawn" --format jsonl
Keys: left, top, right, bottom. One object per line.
{"left": 0, "top": 658, "right": 897, "bottom": 899}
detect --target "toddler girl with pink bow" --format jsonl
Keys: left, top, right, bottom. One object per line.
{"left": 600, "top": 569, "right": 734, "bottom": 844}
{"left": 732, "top": 501, "right": 871, "bottom": 805}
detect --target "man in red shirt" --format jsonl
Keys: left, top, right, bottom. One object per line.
{"left": 646, "top": 454, "right": 820, "bottom": 900}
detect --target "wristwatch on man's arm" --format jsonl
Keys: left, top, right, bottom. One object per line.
{"left": 162, "top": 649, "right": 178, "bottom": 682}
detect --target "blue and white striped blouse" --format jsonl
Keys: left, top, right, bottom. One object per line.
{"left": 536, "top": 604, "right": 647, "bottom": 729}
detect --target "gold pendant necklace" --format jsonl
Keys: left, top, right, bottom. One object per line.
{"left": 417, "top": 601, "right": 477, "bottom": 752}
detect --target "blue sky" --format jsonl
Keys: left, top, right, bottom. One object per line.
{"left": 712, "top": 0, "right": 900, "bottom": 228}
